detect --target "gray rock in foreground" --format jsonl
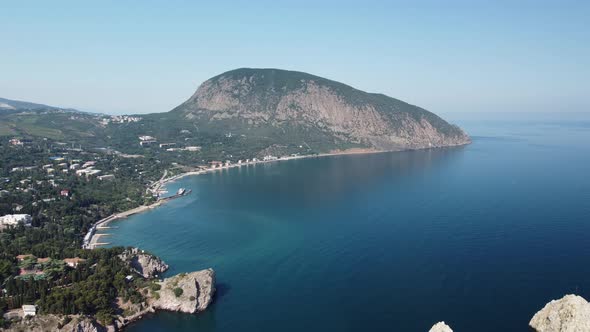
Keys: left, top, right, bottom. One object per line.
{"left": 3, "top": 315, "right": 106, "bottom": 332}
{"left": 152, "top": 269, "right": 216, "bottom": 313}
{"left": 429, "top": 321, "right": 453, "bottom": 332}
{"left": 530, "top": 294, "right": 590, "bottom": 332}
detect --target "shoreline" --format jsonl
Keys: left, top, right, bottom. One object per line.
{"left": 83, "top": 143, "right": 469, "bottom": 249}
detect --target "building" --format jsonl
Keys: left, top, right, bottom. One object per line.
{"left": 81, "top": 161, "right": 96, "bottom": 168}
{"left": 9, "top": 139, "right": 23, "bottom": 146}
{"left": 139, "top": 140, "right": 157, "bottom": 146}
{"left": 209, "top": 161, "right": 223, "bottom": 168}
{"left": 64, "top": 257, "right": 86, "bottom": 268}
{"left": 69, "top": 163, "right": 80, "bottom": 170}
{"left": 139, "top": 136, "right": 157, "bottom": 146}
{"left": 16, "top": 254, "right": 33, "bottom": 261}
{"left": 97, "top": 174, "right": 115, "bottom": 181}
{"left": 60, "top": 189, "right": 70, "bottom": 197}
{"left": 22, "top": 305, "right": 36, "bottom": 317}
{"left": 0, "top": 214, "right": 32, "bottom": 227}
{"left": 184, "top": 146, "right": 201, "bottom": 152}
{"left": 76, "top": 169, "right": 101, "bottom": 177}
{"left": 159, "top": 143, "right": 176, "bottom": 148}
{"left": 9, "top": 138, "right": 23, "bottom": 146}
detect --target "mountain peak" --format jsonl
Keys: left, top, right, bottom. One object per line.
{"left": 173, "top": 68, "right": 470, "bottom": 153}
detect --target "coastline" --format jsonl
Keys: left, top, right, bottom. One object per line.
{"left": 83, "top": 143, "right": 469, "bottom": 249}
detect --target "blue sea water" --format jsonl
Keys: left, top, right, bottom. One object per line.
{"left": 105, "top": 115, "right": 590, "bottom": 331}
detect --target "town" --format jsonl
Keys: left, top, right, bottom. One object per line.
{"left": 0, "top": 132, "right": 306, "bottom": 326}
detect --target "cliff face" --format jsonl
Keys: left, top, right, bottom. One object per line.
{"left": 529, "top": 294, "right": 590, "bottom": 332}
{"left": 3, "top": 315, "right": 106, "bottom": 332}
{"left": 173, "top": 68, "right": 470, "bottom": 153}
{"left": 429, "top": 321, "right": 453, "bottom": 332}
{"left": 119, "top": 247, "right": 169, "bottom": 278}
{"left": 151, "top": 269, "right": 216, "bottom": 314}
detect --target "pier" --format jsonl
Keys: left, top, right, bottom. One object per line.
{"left": 83, "top": 188, "right": 192, "bottom": 249}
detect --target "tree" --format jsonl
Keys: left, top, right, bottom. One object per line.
{"left": 173, "top": 287, "right": 183, "bottom": 297}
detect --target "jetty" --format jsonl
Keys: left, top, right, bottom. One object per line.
{"left": 83, "top": 188, "right": 192, "bottom": 249}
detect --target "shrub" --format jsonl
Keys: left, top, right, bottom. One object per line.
{"left": 173, "top": 287, "right": 183, "bottom": 297}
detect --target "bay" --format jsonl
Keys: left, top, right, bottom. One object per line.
{"left": 104, "top": 115, "right": 590, "bottom": 331}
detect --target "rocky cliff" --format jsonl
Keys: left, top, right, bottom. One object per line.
{"left": 3, "top": 315, "right": 106, "bottom": 332}
{"left": 429, "top": 321, "right": 453, "bottom": 332}
{"left": 529, "top": 294, "right": 590, "bottom": 332}
{"left": 118, "top": 247, "right": 169, "bottom": 278}
{"left": 172, "top": 68, "right": 470, "bottom": 154}
{"left": 151, "top": 269, "right": 216, "bottom": 314}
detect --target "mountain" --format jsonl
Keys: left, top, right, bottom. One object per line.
{"left": 0, "top": 97, "right": 65, "bottom": 112}
{"left": 0, "top": 69, "right": 469, "bottom": 159}
{"left": 0, "top": 98, "right": 103, "bottom": 139}
{"left": 0, "top": 97, "right": 94, "bottom": 115}
{"left": 172, "top": 68, "right": 470, "bottom": 153}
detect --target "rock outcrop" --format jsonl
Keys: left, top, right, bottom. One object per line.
{"left": 4, "top": 269, "right": 215, "bottom": 332}
{"left": 3, "top": 315, "right": 106, "bottom": 332}
{"left": 529, "top": 294, "right": 590, "bottom": 332}
{"left": 173, "top": 68, "right": 470, "bottom": 154}
{"left": 60, "top": 317, "right": 106, "bottom": 332}
{"left": 119, "top": 247, "right": 169, "bottom": 278}
{"left": 151, "top": 269, "right": 216, "bottom": 313}
{"left": 429, "top": 321, "right": 453, "bottom": 332}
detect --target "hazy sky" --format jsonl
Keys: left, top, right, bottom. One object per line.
{"left": 1, "top": 1, "right": 588, "bottom": 114}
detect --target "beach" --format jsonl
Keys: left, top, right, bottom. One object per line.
{"left": 83, "top": 147, "right": 435, "bottom": 249}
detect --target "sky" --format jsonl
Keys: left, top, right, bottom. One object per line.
{"left": 1, "top": 0, "right": 588, "bottom": 115}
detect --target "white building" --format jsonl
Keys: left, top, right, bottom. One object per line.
{"left": 0, "top": 214, "right": 32, "bottom": 227}
{"left": 81, "top": 161, "right": 96, "bottom": 168}
{"left": 22, "top": 305, "right": 36, "bottom": 317}
{"left": 76, "top": 169, "right": 101, "bottom": 177}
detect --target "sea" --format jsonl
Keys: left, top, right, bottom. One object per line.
{"left": 103, "top": 113, "right": 590, "bottom": 331}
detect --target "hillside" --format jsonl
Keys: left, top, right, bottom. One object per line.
{"left": 171, "top": 68, "right": 470, "bottom": 154}
{"left": 0, "top": 69, "right": 469, "bottom": 158}
{"left": 0, "top": 97, "right": 81, "bottom": 113}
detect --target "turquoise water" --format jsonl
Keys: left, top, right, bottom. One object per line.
{"left": 106, "top": 116, "right": 590, "bottom": 331}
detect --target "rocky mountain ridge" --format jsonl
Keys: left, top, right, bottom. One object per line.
{"left": 173, "top": 68, "right": 470, "bottom": 153}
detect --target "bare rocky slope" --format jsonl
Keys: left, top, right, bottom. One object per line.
{"left": 529, "top": 294, "right": 590, "bottom": 332}
{"left": 429, "top": 321, "right": 453, "bottom": 332}
{"left": 172, "top": 68, "right": 470, "bottom": 154}
{"left": 151, "top": 269, "right": 216, "bottom": 314}
{"left": 118, "top": 247, "right": 169, "bottom": 278}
